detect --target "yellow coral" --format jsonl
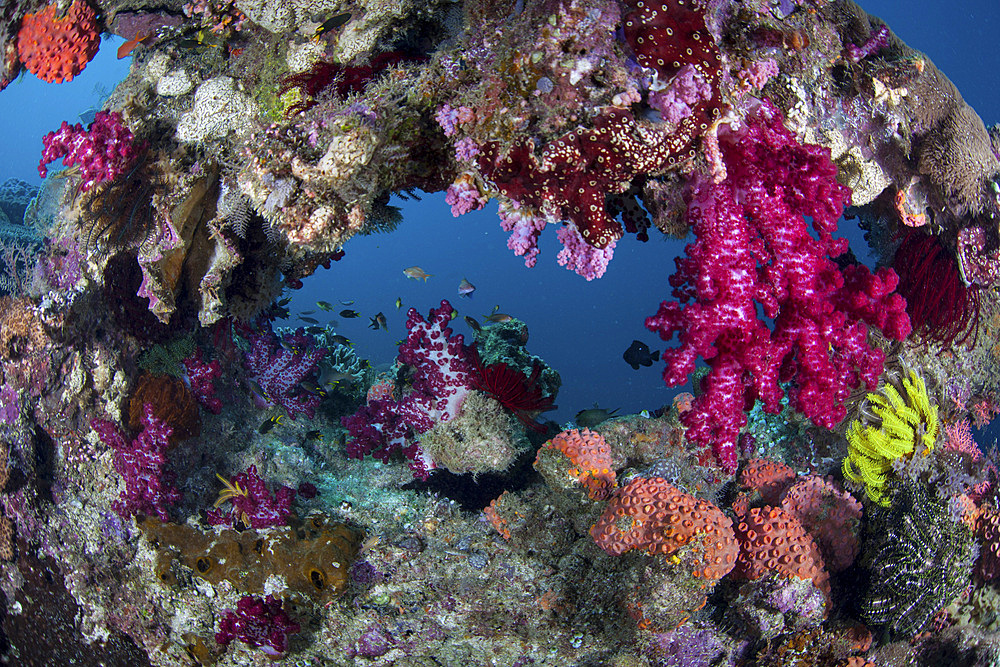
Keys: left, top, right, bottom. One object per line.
{"left": 842, "top": 370, "right": 938, "bottom": 506}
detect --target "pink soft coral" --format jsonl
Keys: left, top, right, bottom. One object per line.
{"left": 645, "top": 102, "right": 910, "bottom": 473}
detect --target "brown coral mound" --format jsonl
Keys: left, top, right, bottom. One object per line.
{"left": 591, "top": 476, "right": 738, "bottom": 581}
{"left": 0, "top": 296, "right": 48, "bottom": 360}
{"left": 732, "top": 506, "right": 831, "bottom": 598}
{"left": 128, "top": 373, "right": 201, "bottom": 444}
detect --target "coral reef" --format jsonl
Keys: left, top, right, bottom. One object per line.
{"left": 6, "top": 0, "right": 1000, "bottom": 664}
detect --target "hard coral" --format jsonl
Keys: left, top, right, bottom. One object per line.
{"left": 732, "top": 506, "right": 831, "bottom": 601}
{"left": 591, "top": 476, "right": 738, "bottom": 582}
{"left": 17, "top": 0, "right": 100, "bottom": 83}
{"left": 975, "top": 505, "right": 1000, "bottom": 581}
{"left": 535, "top": 428, "right": 616, "bottom": 501}
{"left": 738, "top": 458, "right": 797, "bottom": 507}
{"left": 780, "top": 476, "right": 863, "bottom": 573}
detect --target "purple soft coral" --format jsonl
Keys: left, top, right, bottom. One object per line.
{"left": 238, "top": 320, "right": 326, "bottom": 419}
{"left": 206, "top": 464, "right": 295, "bottom": 529}
{"left": 342, "top": 300, "right": 472, "bottom": 479}
{"left": 216, "top": 594, "right": 300, "bottom": 659}
{"left": 92, "top": 403, "right": 182, "bottom": 521}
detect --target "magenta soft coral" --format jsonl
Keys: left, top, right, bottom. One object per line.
{"left": 645, "top": 102, "right": 910, "bottom": 474}
{"left": 92, "top": 403, "right": 182, "bottom": 521}
{"left": 216, "top": 594, "right": 300, "bottom": 659}
{"left": 342, "top": 300, "right": 472, "bottom": 479}
{"left": 38, "top": 111, "right": 145, "bottom": 191}
{"left": 206, "top": 464, "right": 295, "bottom": 529}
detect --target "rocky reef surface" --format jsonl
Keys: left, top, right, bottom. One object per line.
{"left": 2, "top": 0, "right": 1000, "bottom": 665}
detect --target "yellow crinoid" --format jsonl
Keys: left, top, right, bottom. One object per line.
{"left": 842, "top": 370, "right": 939, "bottom": 507}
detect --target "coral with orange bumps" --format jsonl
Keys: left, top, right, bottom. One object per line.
{"left": 732, "top": 506, "right": 831, "bottom": 598}
{"left": 781, "top": 476, "right": 862, "bottom": 573}
{"left": 974, "top": 505, "right": 1000, "bottom": 581}
{"left": 17, "top": 0, "right": 100, "bottom": 84}
{"left": 738, "top": 458, "right": 797, "bottom": 506}
{"left": 590, "top": 476, "right": 738, "bottom": 581}
{"left": 536, "top": 428, "right": 616, "bottom": 500}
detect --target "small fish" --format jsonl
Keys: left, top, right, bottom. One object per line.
{"left": 316, "top": 301, "right": 335, "bottom": 311}
{"left": 492, "top": 305, "right": 500, "bottom": 313}
{"left": 117, "top": 31, "right": 151, "bottom": 59}
{"left": 305, "top": 326, "right": 326, "bottom": 334}
{"left": 403, "top": 266, "right": 433, "bottom": 281}
{"left": 450, "top": 310, "right": 458, "bottom": 320}
{"left": 639, "top": 409, "right": 651, "bottom": 419}
{"left": 298, "top": 315, "right": 320, "bottom": 325}
{"left": 340, "top": 309, "right": 361, "bottom": 319}
{"left": 177, "top": 30, "right": 222, "bottom": 50}
{"left": 458, "top": 278, "right": 476, "bottom": 298}
{"left": 299, "top": 380, "right": 327, "bottom": 397}
{"left": 321, "top": 370, "right": 357, "bottom": 386}
{"left": 575, "top": 405, "right": 619, "bottom": 428}
{"left": 483, "top": 313, "right": 512, "bottom": 323}
{"left": 305, "top": 429, "right": 324, "bottom": 441}
{"left": 395, "top": 297, "right": 403, "bottom": 309}
{"left": 369, "top": 312, "right": 388, "bottom": 331}
{"left": 278, "top": 297, "right": 292, "bottom": 306}
{"left": 313, "top": 12, "right": 352, "bottom": 40}
{"left": 259, "top": 415, "right": 282, "bottom": 434}
{"left": 394, "top": 340, "right": 404, "bottom": 346}
{"left": 464, "top": 316, "right": 482, "bottom": 333}
{"left": 78, "top": 107, "right": 98, "bottom": 126}
{"left": 300, "top": 310, "right": 316, "bottom": 315}
{"left": 327, "top": 334, "right": 352, "bottom": 347}
{"left": 340, "top": 300, "right": 355, "bottom": 306}
{"left": 623, "top": 340, "right": 660, "bottom": 370}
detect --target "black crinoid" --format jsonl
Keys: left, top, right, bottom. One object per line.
{"left": 78, "top": 150, "right": 156, "bottom": 254}
{"left": 860, "top": 482, "right": 976, "bottom": 637}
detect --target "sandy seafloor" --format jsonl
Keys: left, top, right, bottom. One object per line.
{"left": 4, "top": 0, "right": 1000, "bottom": 666}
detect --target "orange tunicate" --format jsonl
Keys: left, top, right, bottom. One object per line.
{"left": 17, "top": 0, "right": 101, "bottom": 83}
